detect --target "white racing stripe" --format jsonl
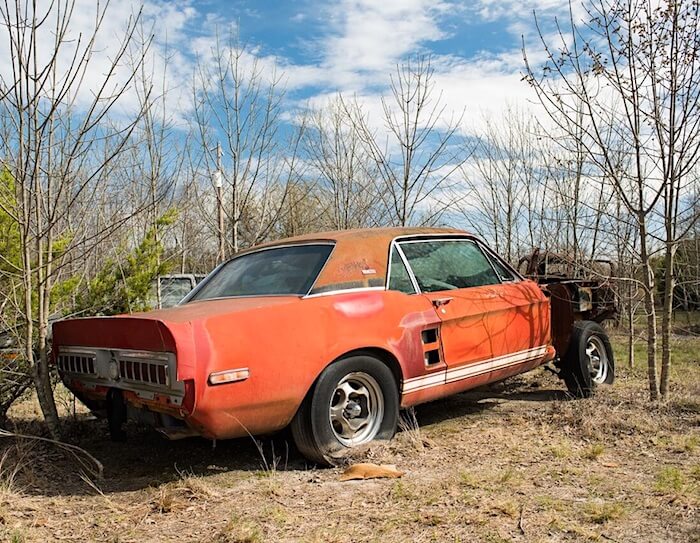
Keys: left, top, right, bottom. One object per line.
{"left": 402, "top": 345, "right": 548, "bottom": 393}
{"left": 402, "top": 371, "right": 445, "bottom": 391}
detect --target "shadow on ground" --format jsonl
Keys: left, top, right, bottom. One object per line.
{"left": 415, "top": 377, "right": 570, "bottom": 427}
{"left": 3, "top": 374, "right": 570, "bottom": 497}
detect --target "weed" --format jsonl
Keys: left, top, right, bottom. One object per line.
{"left": 583, "top": 499, "right": 627, "bottom": 524}
{"left": 156, "top": 487, "right": 175, "bottom": 513}
{"left": 483, "top": 532, "right": 511, "bottom": 543}
{"left": 682, "top": 435, "right": 698, "bottom": 453}
{"left": 670, "top": 396, "right": 700, "bottom": 414}
{"left": 390, "top": 479, "right": 411, "bottom": 500}
{"left": 215, "top": 514, "right": 263, "bottom": 543}
{"left": 150, "top": 467, "right": 215, "bottom": 513}
{"left": 584, "top": 443, "right": 605, "bottom": 460}
{"left": 497, "top": 466, "right": 516, "bottom": 485}
{"left": 417, "top": 512, "right": 444, "bottom": 526}
{"left": 458, "top": 470, "right": 482, "bottom": 489}
{"left": 175, "top": 466, "right": 215, "bottom": 498}
{"left": 690, "top": 464, "right": 700, "bottom": 481}
{"left": 655, "top": 434, "right": 698, "bottom": 453}
{"left": 491, "top": 499, "right": 519, "bottom": 517}
{"left": 0, "top": 448, "right": 22, "bottom": 496}
{"left": 251, "top": 438, "right": 287, "bottom": 475}
{"left": 655, "top": 466, "right": 685, "bottom": 494}
{"left": 399, "top": 407, "right": 430, "bottom": 452}
{"left": 263, "top": 505, "right": 289, "bottom": 525}
{"left": 550, "top": 442, "right": 572, "bottom": 459}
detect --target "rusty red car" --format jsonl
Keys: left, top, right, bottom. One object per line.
{"left": 53, "top": 228, "right": 615, "bottom": 464}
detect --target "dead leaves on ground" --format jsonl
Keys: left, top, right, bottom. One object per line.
{"left": 339, "top": 463, "right": 405, "bottom": 481}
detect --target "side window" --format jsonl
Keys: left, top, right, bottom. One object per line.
{"left": 399, "top": 240, "right": 501, "bottom": 292}
{"left": 388, "top": 246, "right": 416, "bottom": 294}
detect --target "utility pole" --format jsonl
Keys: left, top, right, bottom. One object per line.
{"left": 214, "top": 142, "right": 225, "bottom": 263}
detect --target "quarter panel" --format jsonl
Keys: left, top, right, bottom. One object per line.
{"left": 187, "top": 290, "right": 439, "bottom": 438}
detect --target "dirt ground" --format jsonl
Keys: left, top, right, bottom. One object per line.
{"left": 1, "top": 335, "right": 698, "bottom": 543}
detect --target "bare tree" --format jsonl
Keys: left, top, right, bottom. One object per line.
{"left": 524, "top": 0, "right": 700, "bottom": 400}
{"left": 0, "top": 0, "right": 152, "bottom": 435}
{"left": 459, "top": 108, "right": 554, "bottom": 262}
{"left": 673, "top": 184, "right": 700, "bottom": 317}
{"left": 342, "top": 55, "right": 466, "bottom": 226}
{"left": 123, "top": 27, "right": 192, "bottom": 307}
{"left": 192, "top": 29, "right": 291, "bottom": 257}
{"left": 304, "top": 97, "right": 383, "bottom": 229}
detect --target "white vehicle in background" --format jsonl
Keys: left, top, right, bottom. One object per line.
{"left": 150, "top": 274, "right": 205, "bottom": 309}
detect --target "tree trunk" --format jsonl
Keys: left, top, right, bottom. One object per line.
{"left": 627, "top": 278, "right": 635, "bottom": 368}
{"left": 33, "top": 346, "right": 61, "bottom": 438}
{"left": 639, "top": 217, "right": 659, "bottom": 401}
{"left": 659, "top": 242, "right": 676, "bottom": 398}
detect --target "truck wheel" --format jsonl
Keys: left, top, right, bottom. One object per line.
{"left": 291, "top": 355, "right": 399, "bottom": 466}
{"left": 561, "top": 321, "right": 615, "bottom": 398}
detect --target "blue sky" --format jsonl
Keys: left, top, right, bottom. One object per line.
{"left": 0, "top": 0, "right": 576, "bottom": 132}
{"left": 131, "top": 0, "right": 575, "bottom": 130}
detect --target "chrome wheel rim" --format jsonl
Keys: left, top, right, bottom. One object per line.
{"left": 586, "top": 335, "right": 608, "bottom": 385}
{"left": 329, "top": 372, "right": 384, "bottom": 447}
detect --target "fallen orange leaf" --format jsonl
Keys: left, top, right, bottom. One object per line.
{"left": 339, "top": 463, "right": 405, "bottom": 481}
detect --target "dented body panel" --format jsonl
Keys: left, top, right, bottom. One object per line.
{"left": 53, "top": 227, "right": 557, "bottom": 441}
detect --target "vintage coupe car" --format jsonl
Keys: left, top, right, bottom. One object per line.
{"left": 53, "top": 228, "right": 614, "bottom": 464}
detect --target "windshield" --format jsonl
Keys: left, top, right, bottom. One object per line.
{"left": 189, "top": 244, "right": 334, "bottom": 301}
{"left": 160, "top": 277, "right": 195, "bottom": 308}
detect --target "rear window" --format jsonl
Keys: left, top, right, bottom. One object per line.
{"left": 189, "top": 244, "right": 334, "bottom": 301}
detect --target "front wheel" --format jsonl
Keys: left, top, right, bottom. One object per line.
{"left": 291, "top": 355, "right": 399, "bottom": 465}
{"left": 560, "top": 320, "right": 615, "bottom": 398}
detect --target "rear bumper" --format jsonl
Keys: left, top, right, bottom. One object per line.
{"left": 58, "top": 345, "right": 194, "bottom": 430}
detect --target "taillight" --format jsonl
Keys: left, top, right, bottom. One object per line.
{"left": 181, "top": 379, "right": 195, "bottom": 415}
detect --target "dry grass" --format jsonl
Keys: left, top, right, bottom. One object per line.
{"left": 1, "top": 334, "right": 698, "bottom": 542}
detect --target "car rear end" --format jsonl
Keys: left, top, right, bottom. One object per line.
{"left": 53, "top": 316, "right": 198, "bottom": 439}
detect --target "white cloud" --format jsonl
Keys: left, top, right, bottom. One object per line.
{"left": 315, "top": 0, "right": 452, "bottom": 89}
{"left": 472, "top": 0, "right": 573, "bottom": 23}
{"left": 0, "top": 0, "right": 571, "bottom": 138}
{"left": 287, "top": 0, "right": 565, "bottom": 135}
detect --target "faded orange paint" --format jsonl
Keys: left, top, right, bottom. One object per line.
{"left": 52, "top": 227, "right": 555, "bottom": 441}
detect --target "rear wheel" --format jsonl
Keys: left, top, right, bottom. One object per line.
{"left": 291, "top": 355, "right": 399, "bottom": 465}
{"left": 561, "top": 321, "right": 615, "bottom": 398}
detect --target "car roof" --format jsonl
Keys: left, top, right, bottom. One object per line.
{"left": 250, "top": 227, "right": 471, "bottom": 296}
{"left": 263, "top": 227, "right": 467, "bottom": 246}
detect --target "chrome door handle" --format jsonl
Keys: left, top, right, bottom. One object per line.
{"left": 432, "top": 297, "right": 453, "bottom": 308}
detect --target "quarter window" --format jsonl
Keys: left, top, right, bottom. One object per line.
{"left": 484, "top": 250, "right": 517, "bottom": 282}
{"left": 388, "top": 246, "right": 416, "bottom": 294}
{"left": 399, "top": 240, "right": 501, "bottom": 292}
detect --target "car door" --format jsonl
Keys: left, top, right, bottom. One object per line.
{"left": 396, "top": 237, "right": 547, "bottom": 390}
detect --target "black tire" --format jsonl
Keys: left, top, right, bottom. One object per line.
{"left": 290, "top": 355, "right": 399, "bottom": 466}
{"left": 561, "top": 320, "right": 615, "bottom": 398}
